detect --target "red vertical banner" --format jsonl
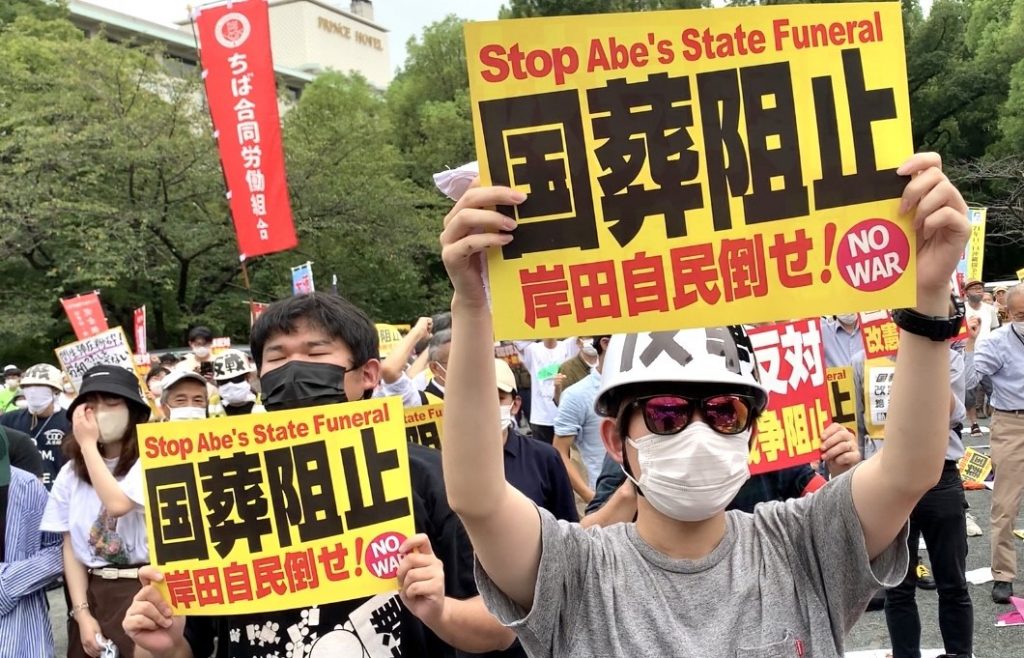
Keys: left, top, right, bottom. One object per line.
{"left": 250, "top": 301, "right": 269, "bottom": 326}
{"left": 60, "top": 292, "right": 109, "bottom": 340}
{"left": 747, "top": 318, "right": 830, "bottom": 475}
{"left": 133, "top": 306, "right": 147, "bottom": 355}
{"left": 194, "top": 0, "right": 297, "bottom": 258}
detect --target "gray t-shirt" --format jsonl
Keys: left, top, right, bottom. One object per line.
{"left": 475, "top": 469, "right": 907, "bottom": 658}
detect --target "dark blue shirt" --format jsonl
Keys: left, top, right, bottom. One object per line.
{"left": 0, "top": 409, "right": 70, "bottom": 490}
{"left": 504, "top": 428, "right": 579, "bottom": 522}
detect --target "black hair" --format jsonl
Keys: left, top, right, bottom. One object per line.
{"left": 159, "top": 353, "right": 180, "bottom": 366}
{"left": 146, "top": 366, "right": 170, "bottom": 384}
{"left": 250, "top": 292, "right": 378, "bottom": 371}
{"left": 594, "top": 334, "right": 611, "bottom": 358}
{"left": 188, "top": 326, "right": 213, "bottom": 343}
{"left": 431, "top": 312, "right": 452, "bottom": 334}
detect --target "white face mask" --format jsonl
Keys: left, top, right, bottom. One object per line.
{"left": 1013, "top": 321, "right": 1024, "bottom": 335}
{"left": 23, "top": 387, "right": 55, "bottom": 415}
{"left": 194, "top": 346, "right": 211, "bottom": 359}
{"left": 580, "top": 338, "right": 598, "bottom": 358}
{"left": 169, "top": 406, "right": 207, "bottom": 421}
{"left": 149, "top": 380, "right": 164, "bottom": 395}
{"left": 836, "top": 313, "right": 858, "bottom": 326}
{"left": 219, "top": 381, "right": 253, "bottom": 405}
{"left": 499, "top": 404, "right": 514, "bottom": 432}
{"left": 622, "top": 421, "right": 751, "bottom": 522}
{"left": 96, "top": 406, "right": 130, "bottom": 444}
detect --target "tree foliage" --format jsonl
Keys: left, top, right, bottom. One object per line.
{"left": 2, "top": 0, "right": 1023, "bottom": 364}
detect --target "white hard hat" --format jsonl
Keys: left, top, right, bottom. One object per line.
{"left": 20, "top": 364, "right": 64, "bottom": 391}
{"left": 212, "top": 349, "right": 254, "bottom": 381}
{"left": 595, "top": 328, "right": 768, "bottom": 417}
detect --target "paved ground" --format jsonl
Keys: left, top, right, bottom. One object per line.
{"left": 49, "top": 424, "right": 1023, "bottom": 657}
{"left": 845, "top": 425, "right": 1024, "bottom": 657}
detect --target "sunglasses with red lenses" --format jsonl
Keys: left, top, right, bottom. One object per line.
{"left": 627, "top": 393, "right": 757, "bottom": 436}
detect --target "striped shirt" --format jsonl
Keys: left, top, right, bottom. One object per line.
{"left": 0, "top": 467, "right": 64, "bottom": 658}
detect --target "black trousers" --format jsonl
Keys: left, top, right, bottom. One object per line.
{"left": 884, "top": 461, "right": 973, "bottom": 658}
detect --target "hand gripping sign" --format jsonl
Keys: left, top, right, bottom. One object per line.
{"left": 465, "top": 3, "right": 915, "bottom": 339}
{"left": 140, "top": 397, "right": 414, "bottom": 615}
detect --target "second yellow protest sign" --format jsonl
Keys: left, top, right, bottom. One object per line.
{"left": 466, "top": 3, "right": 914, "bottom": 339}
{"left": 405, "top": 404, "right": 444, "bottom": 450}
{"left": 140, "top": 397, "right": 414, "bottom": 615}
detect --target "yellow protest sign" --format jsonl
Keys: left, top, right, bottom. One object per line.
{"left": 958, "top": 447, "right": 992, "bottom": 483}
{"left": 826, "top": 366, "right": 857, "bottom": 431}
{"left": 376, "top": 324, "right": 403, "bottom": 358}
{"left": 1016, "top": 266, "right": 1024, "bottom": 282}
{"left": 863, "top": 357, "right": 894, "bottom": 439}
{"left": 139, "top": 397, "right": 414, "bottom": 615}
{"left": 404, "top": 404, "right": 444, "bottom": 450}
{"left": 966, "top": 207, "right": 987, "bottom": 282}
{"left": 465, "top": 3, "right": 914, "bottom": 339}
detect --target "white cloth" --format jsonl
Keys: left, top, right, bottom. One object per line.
{"left": 433, "top": 161, "right": 479, "bottom": 201}
{"left": 966, "top": 301, "right": 999, "bottom": 343}
{"left": 41, "top": 458, "right": 149, "bottom": 567}
{"left": 375, "top": 372, "right": 423, "bottom": 409}
{"left": 518, "top": 339, "right": 578, "bottom": 426}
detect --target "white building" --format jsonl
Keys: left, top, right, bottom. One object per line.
{"left": 67, "top": 0, "right": 391, "bottom": 92}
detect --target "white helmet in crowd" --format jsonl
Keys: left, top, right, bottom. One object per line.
{"left": 595, "top": 328, "right": 769, "bottom": 417}
{"left": 212, "top": 349, "right": 255, "bottom": 382}
{"left": 20, "top": 364, "right": 64, "bottom": 391}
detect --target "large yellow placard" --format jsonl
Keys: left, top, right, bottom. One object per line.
{"left": 465, "top": 3, "right": 914, "bottom": 339}
{"left": 139, "top": 397, "right": 414, "bottom": 615}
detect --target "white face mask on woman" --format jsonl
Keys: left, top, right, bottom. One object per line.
{"left": 621, "top": 421, "right": 751, "bottom": 522}
{"left": 23, "top": 387, "right": 55, "bottom": 415}
{"left": 96, "top": 406, "right": 130, "bottom": 444}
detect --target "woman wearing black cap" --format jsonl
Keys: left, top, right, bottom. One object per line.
{"left": 41, "top": 364, "right": 152, "bottom": 658}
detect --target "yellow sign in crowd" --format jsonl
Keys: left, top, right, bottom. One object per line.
{"left": 140, "top": 398, "right": 414, "bottom": 614}
{"left": 136, "top": 2, "right": 981, "bottom": 617}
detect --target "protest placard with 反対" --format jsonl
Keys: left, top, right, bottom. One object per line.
{"left": 139, "top": 397, "right": 415, "bottom": 615}
{"left": 55, "top": 327, "right": 135, "bottom": 392}
{"left": 747, "top": 319, "right": 829, "bottom": 474}
{"left": 466, "top": 2, "right": 915, "bottom": 339}
{"left": 404, "top": 404, "right": 444, "bottom": 450}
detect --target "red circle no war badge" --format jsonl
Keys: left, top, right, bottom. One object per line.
{"left": 836, "top": 218, "right": 909, "bottom": 292}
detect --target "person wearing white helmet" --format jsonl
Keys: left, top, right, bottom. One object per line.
{"left": 212, "top": 349, "right": 260, "bottom": 415}
{"left": 0, "top": 363, "right": 71, "bottom": 489}
{"left": 438, "top": 152, "right": 970, "bottom": 657}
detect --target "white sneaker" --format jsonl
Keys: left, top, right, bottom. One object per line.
{"left": 966, "top": 513, "right": 983, "bottom": 537}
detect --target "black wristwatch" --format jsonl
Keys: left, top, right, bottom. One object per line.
{"left": 891, "top": 295, "right": 966, "bottom": 341}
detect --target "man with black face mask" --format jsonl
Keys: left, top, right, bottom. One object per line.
{"left": 124, "top": 292, "right": 515, "bottom": 658}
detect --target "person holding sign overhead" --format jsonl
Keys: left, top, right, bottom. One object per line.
{"left": 42, "top": 364, "right": 152, "bottom": 658}
{"left": 438, "top": 152, "right": 970, "bottom": 657}
{"left": 124, "top": 293, "right": 516, "bottom": 658}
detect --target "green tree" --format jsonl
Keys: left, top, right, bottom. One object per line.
{"left": 281, "top": 72, "right": 450, "bottom": 322}
{"left": 387, "top": 15, "right": 476, "bottom": 190}
{"left": 0, "top": 15, "right": 243, "bottom": 359}
{"left": 0, "top": 0, "right": 65, "bottom": 26}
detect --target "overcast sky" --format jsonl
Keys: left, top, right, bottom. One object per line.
{"left": 82, "top": 0, "right": 507, "bottom": 74}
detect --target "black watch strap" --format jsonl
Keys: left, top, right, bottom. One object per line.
{"left": 891, "top": 295, "right": 966, "bottom": 341}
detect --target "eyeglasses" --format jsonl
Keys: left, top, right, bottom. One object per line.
{"left": 627, "top": 393, "right": 758, "bottom": 436}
